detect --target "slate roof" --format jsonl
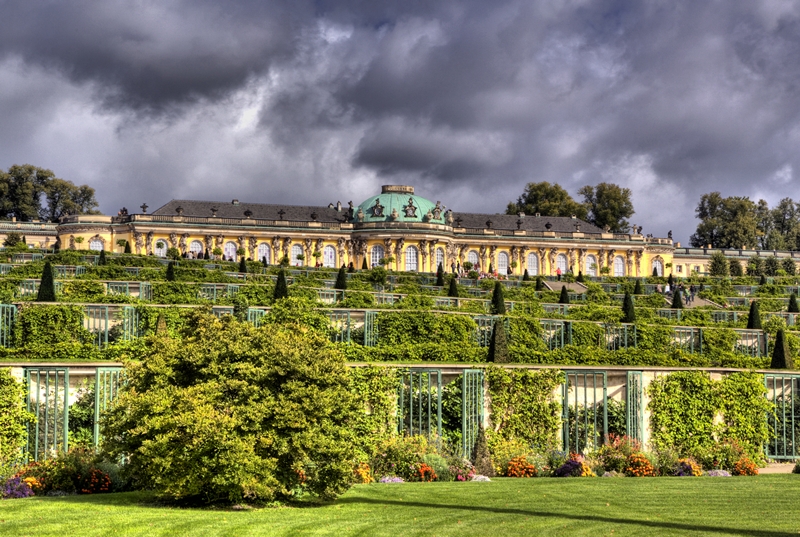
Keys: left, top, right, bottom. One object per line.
{"left": 151, "top": 199, "right": 604, "bottom": 233}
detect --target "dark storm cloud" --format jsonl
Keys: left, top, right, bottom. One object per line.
{"left": 1, "top": 0, "right": 800, "bottom": 242}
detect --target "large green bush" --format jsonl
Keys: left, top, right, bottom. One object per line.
{"left": 0, "top": 369, "right": 34, "bottom": 478}
{"left": 102, "top": 311, "right": 356, "bottom": 504}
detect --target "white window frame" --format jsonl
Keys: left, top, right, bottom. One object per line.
{"left": 323, "top": 245, "right": 336, "bottom": 268}
{"left": 527, "top": 253, "right": 538, "bottom": 275}
{"left": 405, "top": 246, "right": 418, "bottom": 272}
{"left": 371, "top": 245, "right": 385, "bottom": 268}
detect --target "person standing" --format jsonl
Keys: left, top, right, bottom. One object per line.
{"left": 556, "top": 267, "right": 562, "bottom": 281}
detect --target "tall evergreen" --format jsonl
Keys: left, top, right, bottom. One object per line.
{"left": 36, "top": 261, "right": 56, "bottom": 302}
{"left": 746, "top": 300, "right": 762, "bottom": 329}
{"left": 668, "top": 273, "right": 674, "bottom": 287}
{"left": 238, "top": 256, "right": 248, "bottom": 274}
{"left": 771, "top": 329, "right": 794, "bottom": 369}
{"left": 670, "top": 289, "right": 683, "bottom": 309}
{"left": 470, "top": 425, "right": 495, "bottom": 477}
{"left": 789, "top": 293, "right": 800, "bottom": 314}
{"left": 262, "top": 256, "right": 268, "bottom": 268}
{"left": 491, "top": 281, "right": 506, "bottom": 314}
{"left": 633, "top": 279, "right": 643, "bottom": 295}
{"left": 759, "top": 274, "right": 767, "bottom": 285}
{"left": 622, "top": 292, "right": 636, "bottom": 323}
{"left": 448, "top": 276, "right": 459, "bottom": 298}
{"left": 435, "top": 263, "right": 445, "bottom": 287}
{"left": 98, "top": 249, "right": 107, "bottom": 265}
{"left": 273, "top": 270, "right": 289, "bottom": 300}
{"left": 334, "top": 266, "right": 348, "bottom": 290}
{"left": 729, "top": 258, "right": 743, "bottom": 277}
{"left": 124, "top": 240, "right": 132, "bottom": 254}
{"left": 522, "top": 269, "right": 530, "bottom": 282}
{"left": 166, "top": 261, "right": 176, "bottom": 281}
{"left": 558, "top": 285, "right": 570, "bottom": 304}
{"left": 575, "top": 271, "right": 584, "bottom": 283}
{"left": 535, "top": 277, "right": 545, "bottom": 291}
{"left": 347, "top": 262, "right": 355, "bottom": 273}
{"left": 487, "top": 320, "right": 509, "bottom": 363}
{"left": 652, "top": 267, "right": 658, "bottom": 277}
{"left": 361, "top": 258, "right": 368, "bottom": 270}
{"left": 488, "top": 263, "right": 494, "bottom": 274}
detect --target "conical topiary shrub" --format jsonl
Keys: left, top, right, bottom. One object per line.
{"left": 489, "top": 263, "right": 494, "bottom": 274}
{"left": 671, "top": 289, "right": 683, "bottom": 309}
{"left": 471, "top": 425, "right": 495, "bottom": 477}
{"left": 747, "top": 300, "right": 762, "bottom": 329}
{"left": 535, "top": 277, "right": 545, "bottom": 291}
{"left": 522, "top": 269, "right": 530, "bottom": 282}
{"left": 668, "top": 273, "right": 674, "bottom": 287}
{"left": 155, "top": 313, "right": 168, "bottom": 335}
{"left": 491, "top": 281, "right": 506, "bottom": 314}
{"left": 239, "top": 256, "right": 247, "bottom": 274}
{"left": 36, "top": 261, "right": 56, "bottom": 302}
{"left": 622, "top": 292, "right": 636, "bottom": 323}
{"left": 361, "top": 258, "right": 368, "bottom": 270}
{"left": 771, "top": 329, "right": 794, "bottom": 369}
{"left": 652, "top": 267, "right": 658, "bottom": 277}
{"left": 633, "top": 279, "right": 643, "bottom": 295}
{"left": 759, "top": 274, "right": 767, "bottom": 285}
{"left": 789, "top": 293, "right": 799, "bottom": 314}
{"left": 124, "top": 240, "right": 132, "bottom": 254}
{"left": 334, "top": 266, "right": 348, "bottom": 291}
{"left": 348, "top": 262, "right": 355, "bottom": 273}
{"left": 274, "top": 270, "right": 289, "bottom": 300}
{"left": 488, "top": 320, "right": 509, "bottom": 363}
{"left": 559, "top": 285, "right": 570, "bottom": 304}
{"left": 436, "top": 263, "right": 445, "bottom": 287}
{"left": 166, "top": 261, "right": 176, "bottom": 282}
{"left": 576, "top": 271, "right": 584, "bottom": 283}
{"left": 98, "top": 249, "right": 107, "bottom": 266}
{"left": 448, "top": 276, "right": 459, "bottom": 298}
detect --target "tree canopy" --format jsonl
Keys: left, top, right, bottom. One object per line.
{"left": 578, "top": 182, "right": 634, "bottom": 233}
{"left": 0, "top": 164, "right": 99, "bottom": 222}
{"left": 506, "top": 182, "right": 588, "bottom": 219}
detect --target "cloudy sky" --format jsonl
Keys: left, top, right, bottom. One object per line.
{"left": 1, "top": 0, "right": 800, "bottom": 243}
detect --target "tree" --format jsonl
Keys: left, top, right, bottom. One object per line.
{"left": 789, "top": 293, "right": 799, "bottom": 314}
{"left": 622, "top": 292, "right": 636, "bottom": 323}
{"left": 747, "top": 256, "right": 764, "bottom": 277}
{"left": 40, "top": 178, "right": 100, "bottom": 221}
{"left": 729, "top": 259, "right": 744, "bottom": 277}
{"left": 522, "top": 269, "right": 530, "bottom": 281}
{"left": 212, "top": 247, "right": 223, "bottom": 259}
{"left": 708, "top": 251, "right": 729, "bottom": 277}
{"left": 558, "top": 285, "right": 570, "bottom": 304}
{"left": 771, "top": 329, "right": 794, "bottom": 369}
{"left": 361, "top": 258, "right": 368, "bottom": 270}
{"left": 487, "top": 320, "right": 509, "bottom": 363}
{"left": 690, "top": 192, "right": 758, "bottom": 249}
{"left": 746, "top": 301, "right": 762, "bottom": 329}
{"left": 166, "top": 261, "right": 176, "bottom": 282}
{"left": 2, "top": 232, "right": 23, "bottom": 247}
{"left": 535, "top": 277, "right": 545, "bottom": 291}
{"left": 98, "top": 249, "right": 107, "bottom": 266}
{"left": 506, "top": 182, "right": 588, "bottom": 219}
{"left": 759, "top": 274, "right": 767, "bottom": 285}
{"left": 671, "top": 289, "right": 683, "bottom": 309}
{"left": 124, "top": 240, "right": 132, "bottom": 254}
{"left": 652, "top": 267, "right": 658, "bottom": 277}
{"left": 470, "top": 425, "right": 495, "bottom": 477}
{"left": 578, "top": 182, "right": 634, "bottom": 232}
{"left": 166, "top": 247, "right": 181, "bottom": 261}
{"left": 0, "top": 165, "right": 99, "bottom": 222}
{"left": 0, "top": 369, "right": 34, "bottom": 477}
{"left": 575, "top": 271, "right": 584, "bottom": 283}
{"left": 102, "top": 311, "right": 356, "bottom": 504}
{"left": 667, "top": 273, "right": 675, "bottom": 287}
{"left": 435, "top": 263, "right": 445, "bottom": 287}
{"left": 274, "top": 270, "right": 289, "bottom": 300}
{"left": 334, "top": 266, "right": 347, "bottom": 291}
{"left": 37, "top": 261, "right": 56, "bottom": 301}
{"left": 491, "top": 281, "right": 506, "bottom": 314}
{"left": 238, "top": 256, "right": 248, "bottom": 274}
{"left": 764, "top": 257, "right": 780, "bottom": 277}
{"left": 633, "top": 279, "right": 643, "bottom": 295}
{"left": 783, "top": 258, "right": 797, "bottom": 276}
{"left": 448, "top": 276, "right": 459, "bottom": 298}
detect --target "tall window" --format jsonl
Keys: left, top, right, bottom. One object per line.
{"left": 88, "top": 239, "right": 103, "bottom": 252}
{"left": 467, "top": 250, "right": 479, "bottom": 266}
{"left": 371, "top": 245, "right": 385, "bottom": 268}
{"left": 405, "top": 246, "right": 418, "bottom": 271}
{"left": 257, "top": 243, "right": 271, "bottom": 264}
{"left": 652, "top": 259, "right": 664, "bottom": 276}
{"left": 323, "top": 245, "right": 336, "bottom": 268}
{"left": 154, "top": 241, "right": 167, "bottom": 257}
{"left": 613, "top": 256, "right": 625, "bottom": 277}
{"left": 436, "top": 248, "right": 444, "bottom": 270}
{"left": 556, "top": 253, "right": 568, "bottom": 273}
{"left": 224, "top": 241, "right": 238, "bottom": 261}
{"left": 497, "top": 252, "right": 509, "bottom": 273}
{"left": 527, "top": 253, "right": 539, "bottom": 275}
{"left": 291, "top": 244, "right": 304, "bottom": 266}
{"left": 586, "top": 255, "right": 597, "bottom": 276}
{"left": 190, "top": 240, "right": 204, "bottom": 257}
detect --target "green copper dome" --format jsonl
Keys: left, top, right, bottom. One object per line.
{"left": 353, "top": 185, "right": 448, "bottom": 224}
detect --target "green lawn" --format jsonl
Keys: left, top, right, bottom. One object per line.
{"left": 2, "top": 476, "right": 799, "bottom": 537}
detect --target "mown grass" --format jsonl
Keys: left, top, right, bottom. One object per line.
{"left": 2, "top": 475, "right": 799, "bottom": 537}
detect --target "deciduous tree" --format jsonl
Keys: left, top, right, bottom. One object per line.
{"left": 506, "top": 182, "right": 588, "bottom": 219}
{"left": 578, "top": 182, "right": 634, "bottom": 233}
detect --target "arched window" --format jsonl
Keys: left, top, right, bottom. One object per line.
{"left": 323, "top": 245, "right": 336, "bottom": 268}
{"left": 371, "top": 245, "right": 384, "bottom": 268}
{"left": 652, "top": 258, "right": 664, "bottom": 277}
{"left": 467, "top": 250, "right": 479, "bottom": 267}
{"left": 224, "top": 241, "right": 238, "bottom": 261}
{"left": 189, "top": 240, "right": 204, "bottom": 258}
{"left": 436, "top": 248, "right": 445, "bottom": 270}
{"left": 88, "top": 239, "right": 103, "bottom": 252}
{"left": 405, "top": 246, "right": 418, "bottom": 271}
{"left": 614, "top": 256, "right": 625, "bottom": 277}
{"left": 291, "top": 244, "right": 304, "bottom": 266}
{"left": 497, "top": 252, "right": 509, "bottom": 273}
{"left": 556, "top": 253, "right": 568, "bottom": 273}
{"left": 257, "top": 243, "right": 271, "bottom": 264}
{"left": 154, "top": 240, "right": 167, "bottom": 257}
{"left": 527, "top": 253, "right": 539, "bottom": 275}
{"left": 586, "top": 255, "right": 598, "bottom": 277}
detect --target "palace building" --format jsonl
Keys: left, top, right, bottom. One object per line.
{"left": 54, "top": 184, "right": 677, "bottom": 277}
